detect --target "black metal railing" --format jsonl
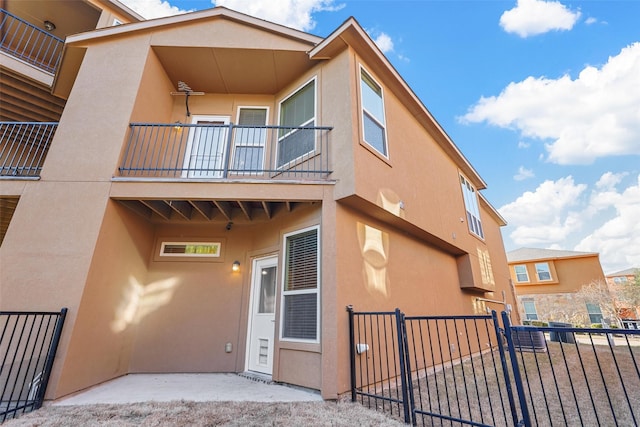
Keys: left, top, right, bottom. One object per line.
{"left": 1, "top": 309, "right": 67, "bottom": 422}
{"left": 0, "top": 9, "right": 64, "bottom": 74}
{"left": 348, "top": 306, "right": 640, "bottom": 426}
{"left": 0, "top": 122, "right": 57, "bottom": 177}
{"left": 118, "top": 123, "right": 333, "bottom": 180}
{"left": 503, "top": 314, "right": 640, "bottom": 427}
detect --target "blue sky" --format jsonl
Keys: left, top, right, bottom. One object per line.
{"left": 120, "top": 0, "right": 640, "bottom": 273}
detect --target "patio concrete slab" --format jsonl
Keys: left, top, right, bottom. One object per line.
{"left": 53, "top": 373, "right": 323, "bottom": 405}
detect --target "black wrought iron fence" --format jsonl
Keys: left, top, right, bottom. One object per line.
{"left": 502, "top": 313, "right": 640, "bottom": 427}
{"left": 0, "top": 122, "right": 58, "bottom": 177}
{"left": 0, "top": 9, "right": 64, "bottom": 73}
{"left": 1, "top": 309, "right": 67, "bottom": 422}
{"left": 118, "top": 123, "right": 333, "bottom": 180}
{"left": 348, "top": 307, "right": 640, "bottom": 426}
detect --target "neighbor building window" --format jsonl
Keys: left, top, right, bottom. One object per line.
{"left": 233, "top": 107, "right": 268, "bottom": 173}
{"left": 460, "top": 175, "right": 484, "bottom": 239}
{"left": 535, "top": 262, "right": 552, "bottom": 281}
{"left": 514, "top": 265, "right": 529, "bottom": 282}
{"left": 523, "top": 300, "right": 538, "bottom": 321}
{"left": 613, "top": 277, "right": 628, "bottom": 284}
{"left": 281, "top": 226, "right": 319, "bottom": 342}
{"left": 586, "top": 303, "right": 603, "bottom": 324}
{"left": 360, "top": 68, "right": 387, "bottom": 156}
{"left": 278, "top": 79, "right": 316, "bottom": 168}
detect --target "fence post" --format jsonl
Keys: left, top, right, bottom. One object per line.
{"left": 491, "top": 310, "right": 521, "bottom": 426}
{"left": 346, "top": 305, "right": 357, "bottom": 402}
{"left": 34, "top": 308, "right": 67, "bottom": 409}
{"left": 394, "top": 308, "right": 413, "bottom": 425}
{"left": 501, "top": 311, "right": 532, "bottom": 427}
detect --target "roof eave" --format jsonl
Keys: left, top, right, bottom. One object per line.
{"left": 310, "top": 18, "right": 487, "bottom": 191}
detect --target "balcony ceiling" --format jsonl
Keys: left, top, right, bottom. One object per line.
{"left": 152, "top": 46, "right": 316, "bottom": 94}
{"left": 0, "top": 66, "right": 65, "bottom": 121}
{"left": 4, "top": 0, "right": 101, "bottom": 39}
{"left": 117, "top": 198, "right": 316, "bottom": 224}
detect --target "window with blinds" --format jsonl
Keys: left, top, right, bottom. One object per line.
{"left": 277, "top": 79, "right": 316, "bottom": 168}
{"left": 281, "top": 227, "right": 319, "bottom": 341}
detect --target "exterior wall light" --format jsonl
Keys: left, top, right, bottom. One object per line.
{"left": 232, "top": 260, "right": 240, "bottom": 272}
{"left": 44, "top": 21, "right": 56, "bottom": 31}
{"left": 173, "top": 121, "right": 182, "bottom": 131}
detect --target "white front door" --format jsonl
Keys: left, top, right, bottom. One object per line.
{"left": 246, "top": 255, "right": 277, "bottom": 375}
{"left": 183, "top": 115, "right": 230, "bottom": 178}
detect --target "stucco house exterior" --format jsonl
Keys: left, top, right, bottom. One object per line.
{"left": 605, "top": 267, "right": 640, "bottom": 328}
{"left": 1, "top": 4, "right": 516, "bottom": 400}
{"left": 507, "top": 248, "right": 608, "bottom": 326}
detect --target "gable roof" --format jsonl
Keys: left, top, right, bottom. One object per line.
{"left": 606, "top": 267, "right": 640, "bottom": 277}
{"left": 507, "top": 247, "right": 599, "bottom": 263}
{"left": 52, "top": 6, "right": 490, "bottom": 192}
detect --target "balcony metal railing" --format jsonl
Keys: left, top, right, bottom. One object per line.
{"left": 118, "top": 123, "right": 333, "bottom": 180}
{"left": 0, "top": 122, "right": 57, "bottom": 177}
{"left": 0, "top": 9, "right": 64, "bottom": 74}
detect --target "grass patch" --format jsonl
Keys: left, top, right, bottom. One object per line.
{"left": 3, "top": 400, "right": 404, "bottom": 426}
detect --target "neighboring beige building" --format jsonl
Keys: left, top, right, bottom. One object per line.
{"left": 507, "top": 248, "right": 607, "bottom": 326}
{"left": 1, "top": 4, "right": 516, "bottom": 400}
{"left": 606, "top": 268, "right": 640, "bottom": 328}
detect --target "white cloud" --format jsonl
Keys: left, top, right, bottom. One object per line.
{"left": 461, "top": 42, "right": 640, "bottom": 165}
{"left": 575, "top": 174, "right": 640, "bottom": 273}
{"left": 585, "top": 17, "right": 597, "bottom": 25}
{"left": 120, "top": 0, "right": 343, "bottom": 29}
{"left": 500, "top": 173, "right": 640, "bottom": 273}
{"left": 514, "top": 166, "right": 534, "bottom": 181}
{"left": 499, "top": 176, "right": 587, "bottom": 245}
{"left": 120, "top": 0, "right": 189, "bottom": 19}
{"left": 499, "top": 0, "right": 581, "bottom": 37}
{"left": 374, "top": 32, "right": 394, "bottom": 54}
{"left": 214, "top": 0, "right": 343, "bottom": 31}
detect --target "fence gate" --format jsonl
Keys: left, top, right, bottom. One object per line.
{"left": 347, "top": 306, "right": 525, "bottom": 426}
{"left": 1, "top": 309, "right": 67, "bottom": 422}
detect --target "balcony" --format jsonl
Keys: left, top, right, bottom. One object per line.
{"left": 0, "top": 122, "right": 57, "bottom": 178}
{"left": 0, "top": 9, "right": 64, "bottom": 74}
{"left": 118, "top": 123, "right": 333, "bottom": 181}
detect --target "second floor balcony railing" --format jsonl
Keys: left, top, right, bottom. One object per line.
{"left": 0, "top": 122, "right": 57, "bottom": 177}
{"left": 118, "top": 123, "right": 333, "bottom": 181}
{"left": 0, "top": 9, "right": 64, "bottom": 74}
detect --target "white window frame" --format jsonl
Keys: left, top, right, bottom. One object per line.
{"left": 279, "top": 225, "right": 320, "bottom": 343}
{"left": 535, "top": 262, "right": 552, "bottom": 281}
{"left": 276, "top": 77, "right": 317, "bottom": 169}
{"left": 522, "top": 300, "right": 538, "bottom": 321}
{"left": 360, "top": 66, "right": 388, "bottom": 157}
{"left": 460, "top": 174, "right": 484, "bottom": 239}
{"left": 232, "top": 106, "right": 269, "bottom": 174}
{"left": 514, "top": 265, "right": 529, "bottom": 282}
{"left": 586, "top": 303, "right": 603, "bottom": 324}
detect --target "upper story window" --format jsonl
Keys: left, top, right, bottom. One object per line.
{"left": 535, "top": 262, "right": 552, "bottom": 281}
{"left": 514, "top": 265, "right": 529, "bottom": 282}
{"left": 278, "top": 78, "right": 316, "bottom": 168}
{"left": 233, "top": 107, "right": 268, "bottom": 172}
{"left": 460, "top": 175, "right": 484, "bottom": 239}
{"left": 360, "top": 68, "right": 387, "bottom": 156}
{"left": 613, "top": 277, "right": 628, "bottom": 284}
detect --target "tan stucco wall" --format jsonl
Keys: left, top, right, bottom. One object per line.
{"left": 55, "top": 201, "right": 154, "bottom": 397}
